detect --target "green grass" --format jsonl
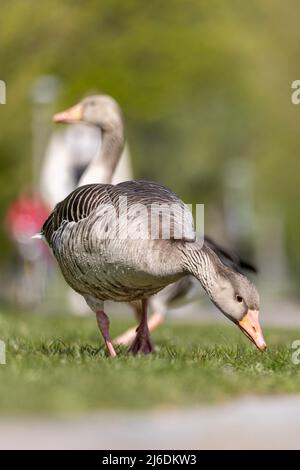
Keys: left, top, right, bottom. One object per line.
{"left": 0, "top": 309, "right": 300, "bottom": 415}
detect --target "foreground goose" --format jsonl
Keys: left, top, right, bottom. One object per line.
{"left": 41, "top": 97, "right": 266, "bottom": 356}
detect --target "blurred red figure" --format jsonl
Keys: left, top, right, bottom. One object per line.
{"left": 6, "top": 189, "right": 50, "bottom": 306}
{"left": 7, "top": 191, "right": 48, "bottom": 241}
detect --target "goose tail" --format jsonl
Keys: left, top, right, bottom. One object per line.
{"left": 32, "top": 232, "right": 46, "bottom": 242}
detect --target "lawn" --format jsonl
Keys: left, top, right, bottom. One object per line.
{"left": 0, "top": 309, "right": 299, "bottom": 414}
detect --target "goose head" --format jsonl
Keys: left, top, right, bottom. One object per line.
{"left": 53, "top": 94, "right": 125, "bottom": 186}
{"left": 53, "top": 95, "right": 124, "bottom": 134}
{"left": 211, "top": 269, "right": 266, "bottom": 351}
{"left": 185, "top": 245, "right": 266, "bottom": 351}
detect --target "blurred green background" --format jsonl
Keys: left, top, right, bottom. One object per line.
{"left": 0, "top": 0, "right": 299, "bottom": 298}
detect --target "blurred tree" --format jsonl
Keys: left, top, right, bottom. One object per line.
{"left": 0, "top": 0, "right": 300, "bottom": 287}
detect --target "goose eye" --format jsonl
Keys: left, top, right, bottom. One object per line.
{"left": 236, "top": 295, "right": 243, "bottom": 303}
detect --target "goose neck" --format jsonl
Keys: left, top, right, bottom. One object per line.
{"left": 78, "top": 125, "right": 124, "bottom": 186}
{"left": 182, "top": 242, "right": 219, "bottom": 297}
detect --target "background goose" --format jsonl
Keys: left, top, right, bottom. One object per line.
{"left": 40, "top": 97, "right": 266, "bottom": 356}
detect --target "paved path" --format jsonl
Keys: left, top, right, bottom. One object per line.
{"left": 0, "top": 396, "right": 299, "bottom": 449}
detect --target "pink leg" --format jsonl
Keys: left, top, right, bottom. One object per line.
{"left": 128, "top": 299, "right": 153, "bottom": 355}
{"left": 114, "top": 311, "right": 164, "bottom": 346}
{"left": 96, "top": 310, "right": 117, "bottom": 357}
{"left": 113, "top": 302, "right": 142, "bottom": 346}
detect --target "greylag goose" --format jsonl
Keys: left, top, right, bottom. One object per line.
{"left": 40, "top": 96, "right": 266, "bottom": 356}
{"left": 47, "top": 95, "right": 258, "bottom": 344}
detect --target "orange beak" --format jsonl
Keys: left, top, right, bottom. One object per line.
{"left": 238, "top": 309, "right": 267, "bottom": 352}
{"left": 53, "top": 103, "right": 83, "bottom": 123}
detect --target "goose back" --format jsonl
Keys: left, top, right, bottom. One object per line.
{"left": 42, "top": 180, "right": 195, "bottom": 302}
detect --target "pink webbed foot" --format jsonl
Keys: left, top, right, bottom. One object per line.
{"left": 128, "top": 299, "right": 154, "bottom": 355}
{"left": 128, "top": 325, "right": 154, "bottom": 355}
